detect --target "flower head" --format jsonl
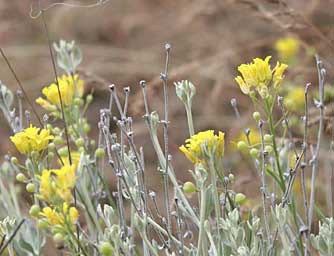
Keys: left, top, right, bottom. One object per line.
{"left": 179, "top": 130, "right": 225, "bottom": 164}
{"left": 10, "top": 126, "right": 54, "bottom": 155}
{"left": 36, "top": 74, "right": 84, "bottom": 111}
{"left": 284, "top": 86, "right": 304, "bottom": 113}
{"left": 39, "top": 164, "right": 77, "bottom": 204}
{"left": 235, "top": 56, "right": 288, "bottom": 98}
{"left": 275, "top": 37, "right": 300, "bottom": 63}
{"left": 42, "top": 203, "right": 78, "bottom": 227}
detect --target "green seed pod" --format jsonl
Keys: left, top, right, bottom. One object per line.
{"left": 38, "top": 219, "right": 49, "bottom": 230}
{"left": 235, "top": 193, "right": 246, "bottom": 204}
{"left": 183, "top": 181, "right": 197, "bottom": 194}
{"left": 75, "top": 138, "right": 85, "bottom": 148}
{"left": 252, "top": 111, "right": 261, "bottom": 122}
{"left": 265, "top": 145, "right": 273, "bottom": 153}
{"left": 11, "top": 157, "right": 19, "bottom": 165}
{"left": 249, "top": 148, "right": 259, "bottom": 158}
{"left": 29, "top": 205, "right": 40, "bottom": 217}
{"left": 53, "top": 136, "right": 63, "bottom": 146}
{"left": 47, "top": 152, "right": 55, "bottom": 162}
{"left": 53, "top": 233, "right": 64, "bottom": 243}
{"left": 237, "top": 141, "right": 248, "bottom": 151}
{"left": 52, "top": 127, "right": 61, "bottom": 135}
{"left": 228, "top": 173, "right": 235, "bottom": 183}
{"left": 264, "top": 134, "right": 273, "bottom": 143}
{"left": 84, "top": 123, "right": 91, "bottom": 134}
{"left": 99, "top": 241, "right": 113, "bottom": 256}
{"left": 16, "top": 173, "right": 26, "bottom": 183}
{"left": 58, "top": 147, "right": 68, "bottom": 157}
{"left": 73, "top": 98, "right": 82, "bottom": 106}
{"left": 48, "top": 142, "right": 56, "bottom": 152}
{"left": 95, "top": 148, "right": 105, "bottom": 158}
{"left": 26, "top": 183, "right": 35, "bottom": 193}
{"left": 86, "top": 94, "right": 93, "bottom": 104}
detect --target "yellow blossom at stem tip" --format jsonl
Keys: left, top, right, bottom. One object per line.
{"left": 235, "top": 56, "right": 288, "bottom": 98}
{"left": 179, "top": 130, "right": 225, "bottom": 165}
{"left": 36, "top": 74, "right": 84, "bottom": 110}
{"left": 275, "top": 37, "right": 300, "bottom": 63}
{"left": 10, "top": 125, "right": 54, "bottom": 155}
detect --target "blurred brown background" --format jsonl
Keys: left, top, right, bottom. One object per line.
{"left": 1, "top": 0, "right": 334, "bottom": 253}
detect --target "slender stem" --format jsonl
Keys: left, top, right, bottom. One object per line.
{"left": 161, "top": 43, "right": 172, "bottom": 244}
{"left": 259, "top": 120, "right": 271, "bottom": 244}
{"left": 308, "top": 55, "right": 326, "bottom": 235}
{"left": 266, "top": 100, "right": 286, "bottom": 192}
{"left": 196, "top": 187, "right": 207, "bottom": 256}
{"left": 185, "top": 104, "right": 195, "bottom": 137}
{"left": 209, "top": 158, "right": 222, "bottom": 255}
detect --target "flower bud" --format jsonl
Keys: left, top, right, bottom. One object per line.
{"left": 48, "top": 142, "right": 56, "bottom": 152}
{"left": 183, "top": 181, "right": 197, "bottom": 194}
{"left": 26, "top": 183, "right": 35, "bottom": 193}
{"left": 237, "top": 141, "right": 248, "bottom": 151}
{"left": 47, "top": 152, "right": 54, "bottom": 162}
{"left": 53, "top": 136, "right": 63, "bottom": 145}
{"left": 252, "top": 111, "right": 261, "bottom": 122}
{"left": 249, "top": 148, "right": 259, "bottom": 158}
{"left": 52, "top": 127, "right": 61, "bottom": 135}
{"left": 29, "top": 205, "right": 40, "bottom": 217}
{"left": 53, "top": 233, "right": 64, "bottom": 243}
{"left": 99, "top": 241, "right": 113, "bottom": 256}
{"left": 95, "top": 148, "right": 105, "bottom": 158}
{"left": 235, "top": 193, "right": 246, "bottom": 204}
{"left": 16, "top": 173, "right": 26, "bottom": 183}
{"left": 174, "top": 80, "right": 196, "bottom": 105}
{"left": 75, "top": 138, "right": 85, "bottom": 148}
{"left": 86, "top": 94, "right": 93, "bottom": 104}
{"left": 264, "top": 134, "right": 273, "bottom": 143}
{"left": 73, "top": 98, "right": 82, "bottom": 106}
{"left": 38, "top": 219, "right": 48, "bottom": 230}
{"left": 265, "top": 145, "right": 273, "bottom": 153}
{"left": 228, "top": 173, "right": 235, "bottom": 183}
{"left": 11, "top": 157, "right": 19, "bottom": 165}
{"left": 58, "top": 147, "right": 68, "bottom": 157}
{"left": 84, "top": 123, "right": 91, "bottom": 134}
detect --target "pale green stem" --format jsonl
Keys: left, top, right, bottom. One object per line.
{"left": 196, "top": 187, "right": 207, "bottom": 256}
{"left": 209, "top": 158, "right": 222, "bottom": 255}
{"left": 185, "top": 103, "right": 195, "bottom": 137}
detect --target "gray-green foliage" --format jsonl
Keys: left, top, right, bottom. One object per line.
{"left": 311, "top": 218, "right": 334, "bottom": 255}
{"left": 220, "top": 208, "right": 262, "bottom": 256}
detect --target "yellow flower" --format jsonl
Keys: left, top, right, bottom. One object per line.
{"left": 60, "top": 151, "right": 81, "bottom": 169}
{"left": 284, "top": 86, "right": 304, "bottom": 113}
{"left": 39, "top": 164, "right": 77, "bottom": 203}
{"left": 39, "top": 170, "right": 55, "bottom": 203}
{"left": 36, "top": 74, "right": 84, "bottom": 110}
{"left": 42, "top": 203, "right": 79, "bottom": 227}
{"left": 42, "top": 207, "right": 62, "bottom": 225}
{"left": 53, "top": 165, "right": 77, "bottom": 203}
{"left": 179, "top": 130, "right": 225, "bottom": 164}
{"left": 235, "top": 56, "right": 288, "bottom": 98}
{"left": 275, "top": 37, "right": 300, "bottom": 63}
{"left": 273, "top": 62, "right": 288, "bottom": 88}
{"left": 10, "top": 126, "right": 54, "bottom": 155}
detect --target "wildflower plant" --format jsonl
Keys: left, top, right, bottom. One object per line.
{"left": 0, "top": 28, "right": 332, "bottom": 256}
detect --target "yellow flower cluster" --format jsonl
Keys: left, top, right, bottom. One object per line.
{"left": 10, "top": 126, "right": 54, "bottom": 155}
{"left": 275, "top": 37, "right": 300, "bottom": 63}
{"left": 36, "top": 74, "right": 84, "bottom": 111}
{"left": 180, "top": 130, "right": 225, "bottom": 164}
{"left": 39, "top": 164, "right": 77, "bottom": 204}
{"left": 42, "top": 202, "right": 78, "bottom": 227}
{"left": 284, "top": 86, "right": 304, "bottom": 113}
{"left": 235, "top": 56, "right": 288, "bottom": 98}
